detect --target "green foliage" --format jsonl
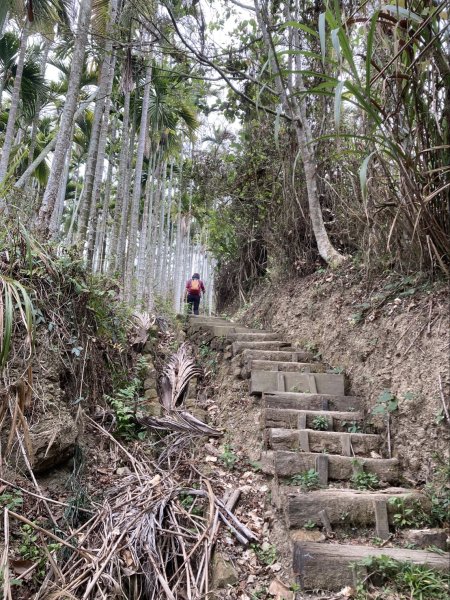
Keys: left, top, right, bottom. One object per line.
{"left": 198, "top": 342, "right": 218, "bottom": 374}
{"left": 18, "top": 523, "right": 61, "bottom": 582}
{"left": 311, "top": 415, "right": 329, "bottom": 431}
{"left": 425, "top": 459, "right": 450, "bottom": 527}
{"left": 371, "top": 390, "right": 398, "bottom": 416}
{"left": 304, "top": 519, "right": 317, "bottom": 530}
{"left": 104, "top": 378, "right": 145, "bottom": 440}
{"left": 179, "top": 493, "right": 203, "bottom": 516}
{"left": 388, "top": 497, "right": 426, "bottom": 529}
{"left": 0, "top": 490, "right": 23, "bottom": 510}
{"left": 251, "top": 543, "right": 277, "bottom": 566}
{"left": 289, "top": 469, "right": 321, "bottom": 491}
{"left": 0, "top": 275, "right": 34, "bottom": 367}
{"left": 354, "top": 555, "right": 450, "bottom": 600}
{"left": 351, "top": 469, "right": 379, "bottom": 490}
{"left": 219, "top": 443, "right": 238, "bottom": 470}
{"left": 342, "top": 421, "right": 362, "bottom": 433}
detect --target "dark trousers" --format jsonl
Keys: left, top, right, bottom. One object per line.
{"left": 187, "top": 293, "right": 201, "bottom": 315}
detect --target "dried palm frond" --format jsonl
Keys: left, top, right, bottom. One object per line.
{"left": 140, "top": 343, "right": 222, "bottom": 438}
{"left": 160, "top": 343, "right": 203, "bottom": 410}
{"left": 131, "top": 311, "right": 155, "bottom": 347}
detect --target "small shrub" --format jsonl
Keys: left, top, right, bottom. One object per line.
{"left": 104, "top": 378, "right": 145, "bottom": 440}
{"left": 351, "top": 470, "right": 380, "bottom": 490}
{"left": 311, "top": 415, "right": 329, "bottom": 431}
{"left": 251, "top": 543, "right": 277, "bottom": 566}
{"left": 290, "top": 469, "right": 321, "bottom": 491}
{"left": 220, "top": 444, "right": 238, "bottom": 469}
{"left": 342, "top": 421, "right": 362, "bottom": 433}
{"left": 388, "top": 497, "right": 427, "bottom": 529}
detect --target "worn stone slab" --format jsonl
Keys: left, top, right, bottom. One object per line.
{"left": 267, "top": 428, "right": 380, "bottom": 456}
{"left": 232, "top": 341, "right": 292, "bottom": 355}
{"left": 261, "top": 408, "right": 363, "bottom": 431}
{"left": 272, "top": 451, "right": 399, "bottom": 482}
{"left": 263, "top": 392, "right": 361, "bottom": 412}
{"left": 240, "top": 349, "right": 316, "bottom": 365}
{"left": 403, "top": 528, "right": 448, "bottom": 550}
{"left": 251, "top": 371, "right": 345, "bottom": 396}
{"left": 276, "top": 487, "right": 429, "bottom": 529}
{"left": 374, "top": 499, "right": 390, "bottom": 540}
{"left": 315, "top": 454, "right": 329, "bottom": 485}
{"left": 225, "top": 332, "right": 279, "bottom": 342}
{"left": 248, "top": 360, "right": 326, "bottom": 373}
{"left": 293, "top": 542, "right": 449, "bottom": 591}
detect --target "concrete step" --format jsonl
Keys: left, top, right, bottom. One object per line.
{"left": 263, "top": 392, "right": 361, "bottom": 412}
{"left": 274, "top": 486, "right": 428, "bottom": 529}
{"left": 189, "top": 323, "right": 248, "bottom": 335}
{"left": 239, "top": 349, "right": 316, "bottom": 365}
{"left": 232, "top": 340, "right": 292, "bottom": 355}
{"left": 265, "top": 428, "right": 381, "bottom": 456}
{"left": 250, "top": 371, "right": 345, "bottom": 396}
{"left": 261, "top": 408, "right": 364, "bottom": 431}
{"left": 261, "top": 451, "right": 400, "bottom": 483}
{"left": 293, "top": 542, "right": 449, "bottom": 591}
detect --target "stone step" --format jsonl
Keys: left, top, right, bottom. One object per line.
{"left": 263, "top": 392, "right": 361, "bottom": 412}
{"left": 250, "top": 371, "right": 345, "bottom": 396}
{"left": 293, "top": 542, "right": 449, "bottom": 591}
{"left": 239, "top": 349, "right": 316, "bottom": 365}
{"left": 189, "top": 323, "right": 249, "bottom": 335}
{"left": 265, "top": 428, "right": 381, "bottom": 456}
{"left": 261, "top": 451, "right": 400, "bottom": 483}
{"left": 261, "top": 408, "right": 364, "bottom": 431}
{"left": 225, "top": 332, "right": 279, "bottom": 342}
{"left": 250, "top": 360, "right": 326, "bottom": 373}
{"left": 273, "top": 486, "right": 428, "bottom": 529}
{"left": 241, "top": 361, "right": 326, "bottom": 380}
{"left": 232, "top": 340, "right": 292, "bottom": 355}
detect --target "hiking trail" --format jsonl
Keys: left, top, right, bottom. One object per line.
{"left": 185, "top": 314, "right": 449, "bottom": 595}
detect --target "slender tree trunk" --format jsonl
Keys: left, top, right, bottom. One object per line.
{"left": 155, "top": 160, "right": 168, "bottom": 291}
{"left": 38, "top": 0, "right": 93, "bottom": 231}
{"left": 94, "top": 129, "right": 115, "bottom": 272}
{"left": 14, "top": 92, "right": 97, "bottom": 190}
{"left": 124, "top": 60, "right": 153, "bottom": 301}
{"left": 108, "top": 86, "right": 130, "bottom": 272}
{"left": 161, "top": 158, "right": 174, "bottom": 297}
{"left": 136, "top": 150, "right": 158, "bottom": 302}
{"left": 0, "top": 21, "right": 30, "bottom": 191}
{"left": 116, "top": 108, "right": 136, "bottom": 276}
{"left": 85, "top": 51, "right": 117, "bottom": 266}
{"left": 27, "top": 37, "right": 52, "bottom": 171}
{"left": 77, "top": 0, "right": 118, "bottom": 244}
{"left": 254, "top": 0, "right": 345, "bottom": 267}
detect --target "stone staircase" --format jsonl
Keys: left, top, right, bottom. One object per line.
{"left": 186, "top": 315, "right": 449, "bottom": 592}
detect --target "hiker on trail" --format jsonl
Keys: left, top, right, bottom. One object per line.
{"left": 185, "top": 273, "right": 205, "bottom": 315}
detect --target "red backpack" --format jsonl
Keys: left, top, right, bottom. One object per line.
{"left": 190, "top": 279, "right": 201, "bottom": 295}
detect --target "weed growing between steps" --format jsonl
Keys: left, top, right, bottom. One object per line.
{"left": 354, "top": 555, "right": 450, "bottom": 599}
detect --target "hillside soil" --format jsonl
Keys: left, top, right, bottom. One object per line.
{"left": 234, "top": 267, "right": 449, "bottom": 484}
